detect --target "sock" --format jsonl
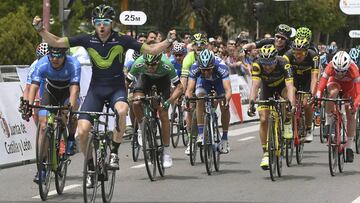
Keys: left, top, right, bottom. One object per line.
{"left": 198, "top": 125, "right": 204, "bottom": 137}
{"left": 68, "top": 133, "right": 75, "bottom": 141}
{"left": 222, "top": 131, "right": 228, "bottom": 140}
{"left": 347, "top": 138, "right": 354, "bottom": 150}
{"left": 111, "top": 142, "right": 120, "bottom": 154}
{"left": 87, "top": 159, "right": 94, "bottom": 171}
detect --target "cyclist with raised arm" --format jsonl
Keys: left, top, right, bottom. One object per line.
{"left": 316, "top": 51, "right": 360, "bottom": 162}
{"left": 32, "top": 4, "right": 176, "bottom": 187}
{"left": 21, "top": 47, "right": 81, "bottom": 183}
{"left": 126, "top": 53, "right": 183, "bottom": 168}
{"left": 185, "top": 49, "right": 232, "bottom": 154}
{"left": 247, "top": 44, "right": 296, "bottom": 170}
{"left": 242, "top": 24, "right": 292, "bottom": 56}
{"left": 283, "top": 37, "right": 319, "bottom": 142}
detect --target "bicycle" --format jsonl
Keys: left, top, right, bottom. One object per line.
{"left": 288, "top": 91, "right": 312, "bottom": 166}
{"left": 72, "top": 102, "right": 119, "bottom": 203}
{"left": 170, "top": 95, "right": 189, "bottom": 148}
{"left": 315, "top": 97, "right": 353, "bottom": 176}
{"left": 187, "top": 94, "right": 224, "bottom": 175}
{"left": 22, "top": 98, "right": 71, "bottom": 201}
{"left": 252, "top": 97, "right": 289, "bottom": 181}
{"left": 132, "top": 86, "right": 165, "bottom": 181}
{"left": 130, "top": 119, "right": 141, "bottom": 162}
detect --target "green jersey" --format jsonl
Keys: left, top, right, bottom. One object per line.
{"left": 181, "top": 51, "right": 196, "bottom": 77}
{"left": 127, "top": 54, "right": 180, "bottom": 85}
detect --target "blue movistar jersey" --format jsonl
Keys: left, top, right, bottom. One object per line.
{"left": 170, "top": 58, "right": 182, "bottom": 77}
{"left": 66, "top": 31, "right": 143, "bottom": 86}
{"left": 31, "top": 55, "right": 81, "bottom": 88}
{"left": 188, "top": 57, "right": 230, "bottom": 81}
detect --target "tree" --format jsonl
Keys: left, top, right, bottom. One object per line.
{"left": 0, "top": 6, "right": 40, "bottom": 65}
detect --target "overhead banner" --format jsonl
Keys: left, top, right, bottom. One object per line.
{"left": 0, "top": 82, "right": 37, "bottom": 166}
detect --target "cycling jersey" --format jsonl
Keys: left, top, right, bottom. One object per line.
{"left": 283, "top": 49, "right": 319, "bottom": 91}
{"left": 317, "top": 61, "right": 360, "bottom": 107}
{"left": 255, "top": 38, "right": 291, "bottom": 56}
{"left": 170, "top": 57, "right": 182, "bottom": 77}
{"left": 31, "top": 55, "right": 81, "bottom": 88}
{"left": 124, "top": 59, "right": 135, "bottom": 72}
{"left": 181, "top": 51, "right": 196, "bottom": 77}
{"left": 66, "top": 31, "right": 143, "bottom": 85}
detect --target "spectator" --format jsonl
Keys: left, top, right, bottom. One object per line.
{"left": 147, "top": 30, "right": 157, "bottom": 43}
{"left": 156, "top": 31, "right": 164, "bottom": 43}
{"left": 182, "top": 32, "right": 192, "bottom": 45}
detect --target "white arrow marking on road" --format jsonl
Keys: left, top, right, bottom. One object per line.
{"left": 238, "top": 136, "right": 255, "bottom": 142}
{"left": 131, "top": 163, "right": 146, "bottom": 169}
{"left": 32, "top": 184, "right": 81, "bottom": 199}
{"left": 229, "top": 124, "right": 260, "bottom": 137}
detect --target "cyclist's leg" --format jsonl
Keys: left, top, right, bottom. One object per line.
{"left": 63, "top": 92, "right": 80, "bottom": 155}
{"left": 343, "top": 83, "right": 356, "bottom": 162}
{"left": 132, "top": 73, "right": 151, "bottom": 123}
{"left": 280, "top": 85, "right": 293, "bottom": 139}
{"left": 259, "top": 85, "right": 272, "bottom": 169}
{"left": 325, "top": 79, "right": 339, "bottom": 126}
{"left": 300, "top": 75, "right": 314, "bottom": 141}
{"left": 195, "top": 78, "right": 207, "bottom": 143}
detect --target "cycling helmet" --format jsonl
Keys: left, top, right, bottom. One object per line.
{"left": 143, "top": 53, "right": 162, "bottom": 65}
{"left": 327, "top": 44, "right": 338, "bottom": 55}
{"left": 275, "top": 24, "right": 292, "bottom": 39}
{"left": 296, "top": 27, "right": 312, "bottom": 41}
{"left": 259, "top": 44, "right": 278, "bottom": 59}
{"left": 191, "top": 33, "right": 207, "bottom": 46}
{"left": 91, "top": 4, "right": 116, "bottom": 20}
{"left": 36, "top": 43, "right": 49, "bottom": 58}
{"left": 332, "top": 51, "right": 351, "bottom": 72}
{"left": 349, "top": 48, "right": 360, "bottom": 63}
{"left": 132, "top": 51, "right": 141, "bottom": 60}
{"left": 48, "top": 47, "right": 67, "bottom": 58}
{"left": 171, "top": 43, "right": 187, "bottom": 55}
{"left": 197, "top": 49, "right": 215, "bottom": 69}
{"left": 292, "top": 37, "right": 310, "bottom": 50}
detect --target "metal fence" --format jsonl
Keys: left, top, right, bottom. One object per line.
{"left": 0, "top": 65, "right": 28, "bottom": 82}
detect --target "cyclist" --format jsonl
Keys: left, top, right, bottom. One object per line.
{"left": 283, "top": 37, "right": 319, "bottom": 142}
{"left": 349, "top": 47, "right": 360, "bottom": 67}
{"left": 21, "top": 42, "right": 49, "bottom": 124}
{"left": 247, "top": 44, "right": 296, "bottom": 170}
{"left": 126, "top": 53, "right": 183, "bottom": 168}
{"left": 295, "top": 27, "right": 318, "bottom": 53}
{"left": 315, "top": 51, "right": 360, "bottom": 163}
{"left": 185, "top": 49, "right": 232, "bottom": 154}
{"left": 32, "top": 4, "right": 176, "bottom": 187}
{"left": 242, "top": 24, "right": 292, "bottom": 56}
{"left": 171, "top": 42, "right": 187, "bottom": 77}
{"left": 22, "top": 47, "right": 81, "bottom": 183}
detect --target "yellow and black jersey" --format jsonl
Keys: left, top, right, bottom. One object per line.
{"left": 283, "top": 49, "right": 319, "bottom": 76}
{"left": 251, "top": 56, "right": 293, "bottom": 87}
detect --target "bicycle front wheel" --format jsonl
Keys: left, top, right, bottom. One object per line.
{"left": 38, "top": 127, "right": 52, "bottom": 201}
{"left": 55, "top": 126, "right": 69, "bottom": 195}
{"left": 319, "top": 105, "right": 326, "bottom": 143}
{"left": 267, "top": 116, "right": 277, "bottom": 181}
{"left": 170, "top": 105, "right": 181, "bottom": 148}
{"left": 154, "top": 118, "right": 165, "bottom": 177}
{"left": 204, "top": 116, "right": 214, "bottom": 175}
{"left": 83, "top": 133, "right": 98, "bottom": 203}
{"left": 296, "top": 115, "right": 305, "bottom": 164}
{"left": 142, "top": 118, "right": 157, "bottom": 181}
{"left": 328, "top": 123, "right": 338, "bottom": 176}
{"left": 101, "top": 133, "right": 116, "bottom": 203}
{"left": 355, "top": 109, "right": 360, "bottom": 154}
{"left": 213, "top": 116, "right": 221, "bottom": 172}
{"left": 189, "top": 111, "right": 198, "bottom": 166}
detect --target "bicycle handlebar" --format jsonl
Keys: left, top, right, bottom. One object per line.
{"left": 186, "top": 95, "right": 225, "bottom": 102}
{"left": 314, "top": 97, "right": 354, "bottom": 108}
{"left": 251, "top": 98, "right": 289, "bottom": 106}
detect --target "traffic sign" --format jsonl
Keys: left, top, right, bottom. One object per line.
{"left": 340, "top": 0, "right": 360, "bottom": 15}
{"left": 349, "top": 30, "right": 360, "bottom": 38}
{"left": 119, "top": 11, "right": 147, "bottom": 25}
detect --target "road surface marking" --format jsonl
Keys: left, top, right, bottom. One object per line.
{"left": 32, "top": 184, "right": 81, "bottom": 199}
{"left": 238, "top": 136, "right": 255, "bottom": 142}
{"left": 229, "top": 124, "right": 259, "bottom": 137}
{"left": 131, "top": 163, "right": 146, "bottom": 169}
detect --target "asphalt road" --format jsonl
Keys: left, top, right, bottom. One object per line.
{"left": 1, "top": 121, "right": 360, "bottom": 203}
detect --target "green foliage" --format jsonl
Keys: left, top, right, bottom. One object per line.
{"left": 0, "top": 6, "right": 40, "bottom": 65}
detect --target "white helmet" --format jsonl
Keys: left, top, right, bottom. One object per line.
{"left": 332, "top": 51, "right": 351, "bottom": 72}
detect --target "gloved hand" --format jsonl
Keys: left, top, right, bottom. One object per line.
{"left": 21, "top": 105, "right": 32, "bottom": 122}
{"left": 162, "top": 100, "right": 171, "bottom": 110}
{"left": 32, "top": 16, "right": 44, "bottom": 32}
{"left": 247, "top": 101, "right": 256, "bottom": 117}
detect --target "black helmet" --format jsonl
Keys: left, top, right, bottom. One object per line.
{"left": 92, "top": 4, "right": 116, "bottom": 20}
{"left": 275, "top": 24, "right": 292, "bottom": 39}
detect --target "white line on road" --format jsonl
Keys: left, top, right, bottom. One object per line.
{"left": 237, "top": 136, "right": 255, "bottom": 142}
{"left": 229, "top": 124, "right": 259, "bottom": 137}
{"left": 352, "top": 196, "right": 360, "bottom": 203}
{"left": 131, "top": 163, "right": 145, "bottom": 169}
{"left": 32, "top": 184, "right": 81, "bottom": 199}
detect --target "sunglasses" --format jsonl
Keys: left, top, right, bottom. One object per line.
{"left": 259, "top": 58, "right": 277, "bottom": 66}
{"left": 174, "top": 54, "right": 184, "bottom": 57}
{"left": 200, "top": 68, "right": 212, "bottom": 72}
{"left": 145, "top": 61, "right": 159, "bottom": 66}
{"left": 228, "top": 42, "right": 236, "bottom": 46}
{"left": 293, "top": 50, "right": 307, "bottom": 57}
{"left": 49, "top": 52, "right": 65, "bottom": 59}
{"left": 334, "top": 69, "right": 347, "bottom": 74}
{"left": 94, "top": 19, "right": 112, "bottom": 26}
{"left": 275, "top": 35, "right": 287, "bottom": 41}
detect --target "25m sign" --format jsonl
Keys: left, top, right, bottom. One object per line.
{"left": 119, "top": 11, "right": 147, "bottom": 25}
